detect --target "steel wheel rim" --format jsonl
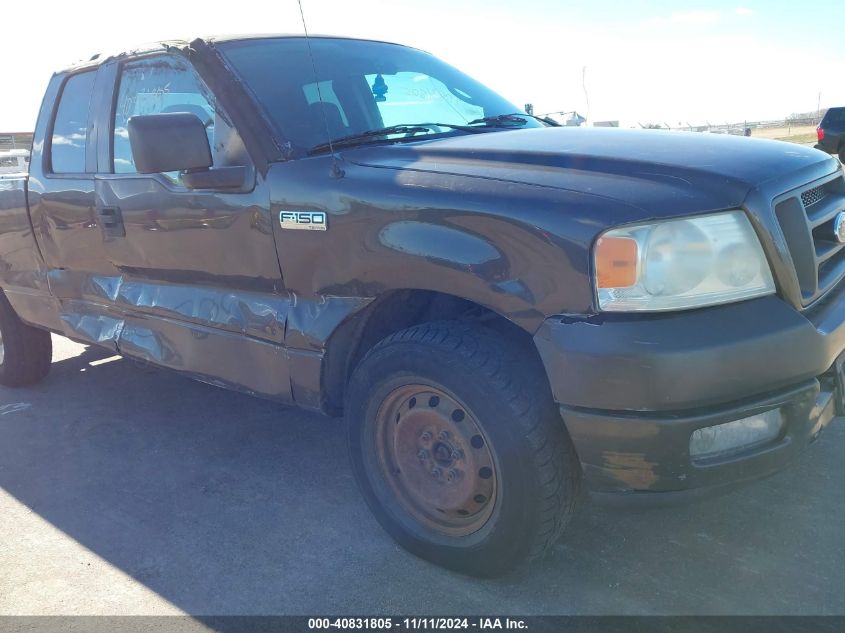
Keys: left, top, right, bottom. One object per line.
{"left": 373, "top": 384, "right": 498, "bottom": 537}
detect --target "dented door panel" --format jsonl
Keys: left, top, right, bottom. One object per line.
{"left": 82, "top": 171, "right": 296, "bottom": 400}
{"left": 48, "top": 272, "right": 369, "bottom": 406}
{"left": 48, "top": 268, "right": 287, "bottom": 343}
{"left": 118, "top": 313, "right": 291, "bottom": 400}
{"left": 94, "top": 176, "right": 278, "bottom": 282}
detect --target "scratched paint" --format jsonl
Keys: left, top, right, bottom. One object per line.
{"left": 0, "top": 403, "right": 32, "bottom": 416}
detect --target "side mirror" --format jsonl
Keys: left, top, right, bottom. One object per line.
{"left": 128, "top": 113, "right": 212, "bottom": 174}
{"left": 127, "top": 113, "right": 248, "bottom": 190}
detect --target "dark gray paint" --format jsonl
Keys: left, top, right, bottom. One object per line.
{"left": 0, "top": 36, "right": 843, "bottom": 493}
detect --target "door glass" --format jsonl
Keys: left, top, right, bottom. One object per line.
{"left": 50, "top": 70, "right": 96, "bottom": 174}
{"left": 113, "top": 55, "right": 241, "bottom": 184}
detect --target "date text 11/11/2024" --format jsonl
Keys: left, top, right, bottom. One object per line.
{"left": 307, "top": 617, "right": 529, "bottom": 630}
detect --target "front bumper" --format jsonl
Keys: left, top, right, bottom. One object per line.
{"left": 534, "top": 294, "right": 845, "bottom": 494}
{"left": 560, "top": 379, "right": 835, "bottom": 495}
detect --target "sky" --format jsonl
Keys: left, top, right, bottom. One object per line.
{"left": 3, "top": 0, "right": 845, "bottom": 132}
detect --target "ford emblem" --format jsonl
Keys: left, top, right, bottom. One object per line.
{"left": 835, "top": 212, "right": 845, "bottom": 244}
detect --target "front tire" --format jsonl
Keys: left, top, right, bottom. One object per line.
{"left": 839, "top": 147, "right": 845, "bottom": 164}
{"left": 346, "top": 321, "right": 580, "bottom": 576}
{"left": 0, "top": 292, "right": 52, "bottom": 387}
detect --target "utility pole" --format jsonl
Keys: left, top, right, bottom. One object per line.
{"left": 582, "top": 66, "right": 590, "bottom": 124}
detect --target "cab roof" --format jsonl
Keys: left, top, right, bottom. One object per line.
{"left": 58, "top": 34, "right": 412, "bottom": 74}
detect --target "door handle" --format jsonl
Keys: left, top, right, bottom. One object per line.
{"left": 96, "top": 206, "right": 125, "bottom": 238}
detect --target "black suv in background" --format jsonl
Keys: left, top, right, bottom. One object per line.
{"left": 817, "top": 107, "right": 845, "bottom": 162}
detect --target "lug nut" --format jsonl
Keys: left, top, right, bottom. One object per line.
{"left": 438, "top": 430, "right": 450, "bottom": 441}
{"left": 417, "top": 449, "right": 429, "bottom": 461}
{"left": 431, "top": 467, "right": 442, "bottom": 480}
{"left": 420, "top": 431, "right": 432, "bottom": 442}
{"left": 447, "top": 468, "right": 462, "bottom": 482}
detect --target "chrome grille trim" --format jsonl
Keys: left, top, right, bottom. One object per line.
{"left": 775, "top": 171, "right": 845, "bottom": 306}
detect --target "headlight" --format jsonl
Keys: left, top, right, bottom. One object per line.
{"left": 594, "top": 211, "right": 775, "bottom": 312}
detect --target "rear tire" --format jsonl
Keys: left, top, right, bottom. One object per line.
{"left": 346, "top": 321, "right": 580, "bottom": 576}
{"left": 0, "top": 292, "right": 52, "bottom": 387}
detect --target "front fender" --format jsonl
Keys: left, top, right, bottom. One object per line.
{"left": 268, "top": 159, "right": 619, "bottom": 333}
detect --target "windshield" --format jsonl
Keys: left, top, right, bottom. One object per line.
{"left": 218, "top": 37, "right": 541, "bottom": 153}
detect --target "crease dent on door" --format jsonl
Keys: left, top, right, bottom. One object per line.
{"left": 49, "top": 267, "right": 373, "bottom": 409}
{"left": 50, "top": 268, "right": 294, "bottom": 400}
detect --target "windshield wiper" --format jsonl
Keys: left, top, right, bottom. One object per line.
{"left": 468, "top": 113, "right": 560, "bottom": 127}
{"left": 308, "top": 122, "right": 482, "bottom": 155}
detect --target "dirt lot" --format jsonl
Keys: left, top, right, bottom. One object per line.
{"left": 752, "top": 124, "right": 818, "bottom": 145}
{"left": 1, "top": 335, "right": 844, "bottom": 616}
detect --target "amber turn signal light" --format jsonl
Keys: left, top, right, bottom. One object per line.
{"left": 595, "top": 236, "right": 638, "bottom": 288}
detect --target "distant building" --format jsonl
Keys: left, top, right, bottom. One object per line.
{"left": 565, "top": 112, "right": 586, "bottom": 127}
{"left": 0, "top": 133, "right": 34, "bottom": 152}
{"left": 542, "top": 111, "right": 586, "bottom": 126}
{"left": 0, "top": 148, "right": 30, "bottom": 176}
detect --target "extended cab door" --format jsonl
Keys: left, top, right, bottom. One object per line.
{"left": 93, "top": 53, "right": 293, "bottom": 401}
{"left": 26, "top": 67, "right": 125, "bottom": 338}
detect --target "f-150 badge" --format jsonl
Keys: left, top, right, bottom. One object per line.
{"left": 279, "top": 210, "right": 327, "bottom": 231}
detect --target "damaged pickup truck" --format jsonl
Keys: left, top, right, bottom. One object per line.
{"left": 1, "top": 35, "right": 843, "bottom": 576}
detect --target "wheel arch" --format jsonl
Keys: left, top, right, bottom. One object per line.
{"left": 321, "top": 288, "right": 552, "bottom": 415}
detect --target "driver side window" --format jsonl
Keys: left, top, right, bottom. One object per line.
{"left": 113, "top": 55, "right": 245, "bottom": 184}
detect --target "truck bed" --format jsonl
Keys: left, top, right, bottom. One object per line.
{"left": 0, "top": 174, "right": 49, "bottom": 306}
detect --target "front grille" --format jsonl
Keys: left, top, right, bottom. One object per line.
{"left": 775, "top": 172, "right": 845, "bottom": 305}
{"left": 801, "top": 186, "right": 826, "bottom": 208}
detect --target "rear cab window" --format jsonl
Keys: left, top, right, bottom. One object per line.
{"left": 49, "top": 71, "right": 96, "bottom": 174}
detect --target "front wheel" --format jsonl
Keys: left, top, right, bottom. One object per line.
{"left": 346, "top": 321, "right": 580, "bottom": 576}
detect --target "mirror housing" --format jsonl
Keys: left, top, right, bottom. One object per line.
{"left": 128, "top": 113, "right": 212, "bottom": 174}
{"left": 180, "top": 166, "right": 248, "bottom": 189}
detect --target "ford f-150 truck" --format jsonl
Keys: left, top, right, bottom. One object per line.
{"left": 0, "top": 35, "right": 843, "bottom": 576}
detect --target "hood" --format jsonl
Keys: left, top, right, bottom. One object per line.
{"left": 344, "top": 127, "right": 836, "bottom": 216}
